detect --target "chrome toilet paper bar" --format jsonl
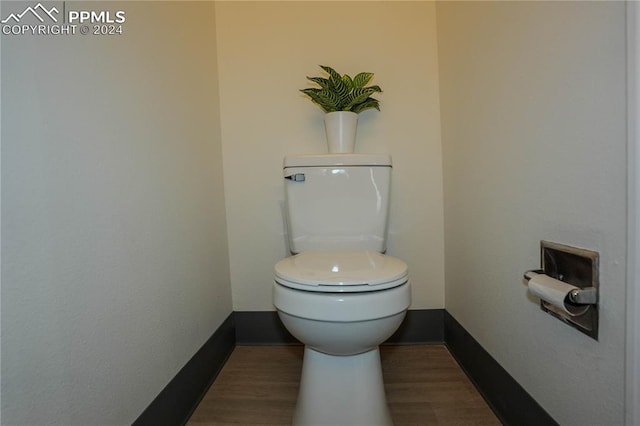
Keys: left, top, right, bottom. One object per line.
{"left": 524, "top": 270, "right": 598, "bottom": 305}
{"left": 567, "top": 287, "right": 597, "bottom": 305}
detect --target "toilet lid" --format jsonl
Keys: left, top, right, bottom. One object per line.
{"left": 274, "top": 251, "right": 408, "bottom": 293}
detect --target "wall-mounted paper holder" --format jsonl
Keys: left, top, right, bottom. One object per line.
{"left": 524, "top": 241, "right": 599, "bottom": 340}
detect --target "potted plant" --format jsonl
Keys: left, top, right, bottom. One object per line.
{"left": 300, "top": 65, "right": 382, "bottom": 153}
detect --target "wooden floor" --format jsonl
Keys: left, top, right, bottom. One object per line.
{"left": 187, "top": 345, "right": 501, "bottom": 426}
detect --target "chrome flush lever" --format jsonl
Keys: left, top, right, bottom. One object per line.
{"left": 285, "top": 173, "right": 305, "bottom": 182}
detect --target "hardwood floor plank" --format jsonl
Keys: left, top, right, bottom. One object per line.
{"left": 187, "top": 345, "right": 500, "bottom": 425}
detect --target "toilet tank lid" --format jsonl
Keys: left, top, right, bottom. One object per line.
{"left": 283, "top": 154, "right": 391, "bottom": 168}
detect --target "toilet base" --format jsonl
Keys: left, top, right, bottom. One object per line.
{"left": 293, "top": 346, "right": 393, "bottom": 426}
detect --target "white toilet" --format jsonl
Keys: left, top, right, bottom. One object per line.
{"left": 273, "top": 154, "right": 411, "bottom": 426}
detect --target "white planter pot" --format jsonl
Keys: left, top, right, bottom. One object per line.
{"left": 324, "top": 111, "right": 358, "bottom": 153}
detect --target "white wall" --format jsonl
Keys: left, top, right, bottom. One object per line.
{"left": 215, "top": 1, "right": 444, "bottom": 311}
{"left": 1, "top": 2, "right": 232, "bottom": 424}
{"left": 437, "top": 2, "right": 627, "bottom": 425}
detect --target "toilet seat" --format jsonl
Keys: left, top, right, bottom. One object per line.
{"left": 274, "top": 250, "right": 408, "bottom": 293}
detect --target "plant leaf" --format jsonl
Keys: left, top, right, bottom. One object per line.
{"left": 300, "top": 88, "right": 338, "bottom": 112}
{"left": 306, "top": 77, "right": 331, "bottom": 90}
{"left": 351, "top": 98, "right": 380, "bottom": 114}
{"left": 320, "top": 65, "right": 341, "bottom": 80}
{"left": 342, "top": 74, "right": 353, "bottom": 91}
{"left": 321, "top": 65, "right": 349, "bottom": 104}
{"left": 317, "top": 89, "right": 341, "bottom": 110}
{"left": 352, "top": 72, "right": 374, "bottom": 89}
{"left": 344, "top": 88, "right": 377, "bottom": 110}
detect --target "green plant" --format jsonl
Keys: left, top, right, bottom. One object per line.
{"left": 300, "top": 65, "right": 382, "bottom": 114}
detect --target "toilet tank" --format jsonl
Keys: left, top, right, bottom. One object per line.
{"left": 283, "top": 154, "right": 392, "bottom": 253}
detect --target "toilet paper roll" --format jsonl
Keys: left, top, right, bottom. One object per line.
{"left": 528, "top": 273, "right": 589, "bottom": 317}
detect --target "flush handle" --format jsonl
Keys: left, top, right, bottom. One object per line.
{"left": 285, "top": 173, "right": 305, "bottom": 182}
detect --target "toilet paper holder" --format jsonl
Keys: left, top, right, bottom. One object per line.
{"left": 523, "top": 270, "right": 598, "bottom": 305}
{"left": 525, "top": 241, "right": 599, "bottom": 340}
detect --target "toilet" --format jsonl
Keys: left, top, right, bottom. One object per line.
{"left": 273, "top": 154, "right": 411, "bottom": 426}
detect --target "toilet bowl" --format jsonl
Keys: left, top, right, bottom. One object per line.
{"left": 273, "top": 250, "right": 410, "bottom": 425}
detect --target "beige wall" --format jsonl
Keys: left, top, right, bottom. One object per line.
{"left": 1, "top": 2, "right": 232, "bottom": 424}
{"left": 437, "top": 2, "right": 627, "bottom": 425}
{"left": 215, "top": 1, "right": 445, "bottom": 311}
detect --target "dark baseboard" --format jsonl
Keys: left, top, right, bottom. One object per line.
{"left": 386, "top": 308, "right": 444, "bottom": 343}
{"left": 234, "top": 310, "right": 299, "bottom": 345}
{"left": 444, "top": 311, "right": 558, "bottom": 426}
{"left": 234, "top": 309, "right": 445, "bottom": 345}
{"left": 133, "top": 313, "right": 235, "bottom": 426}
